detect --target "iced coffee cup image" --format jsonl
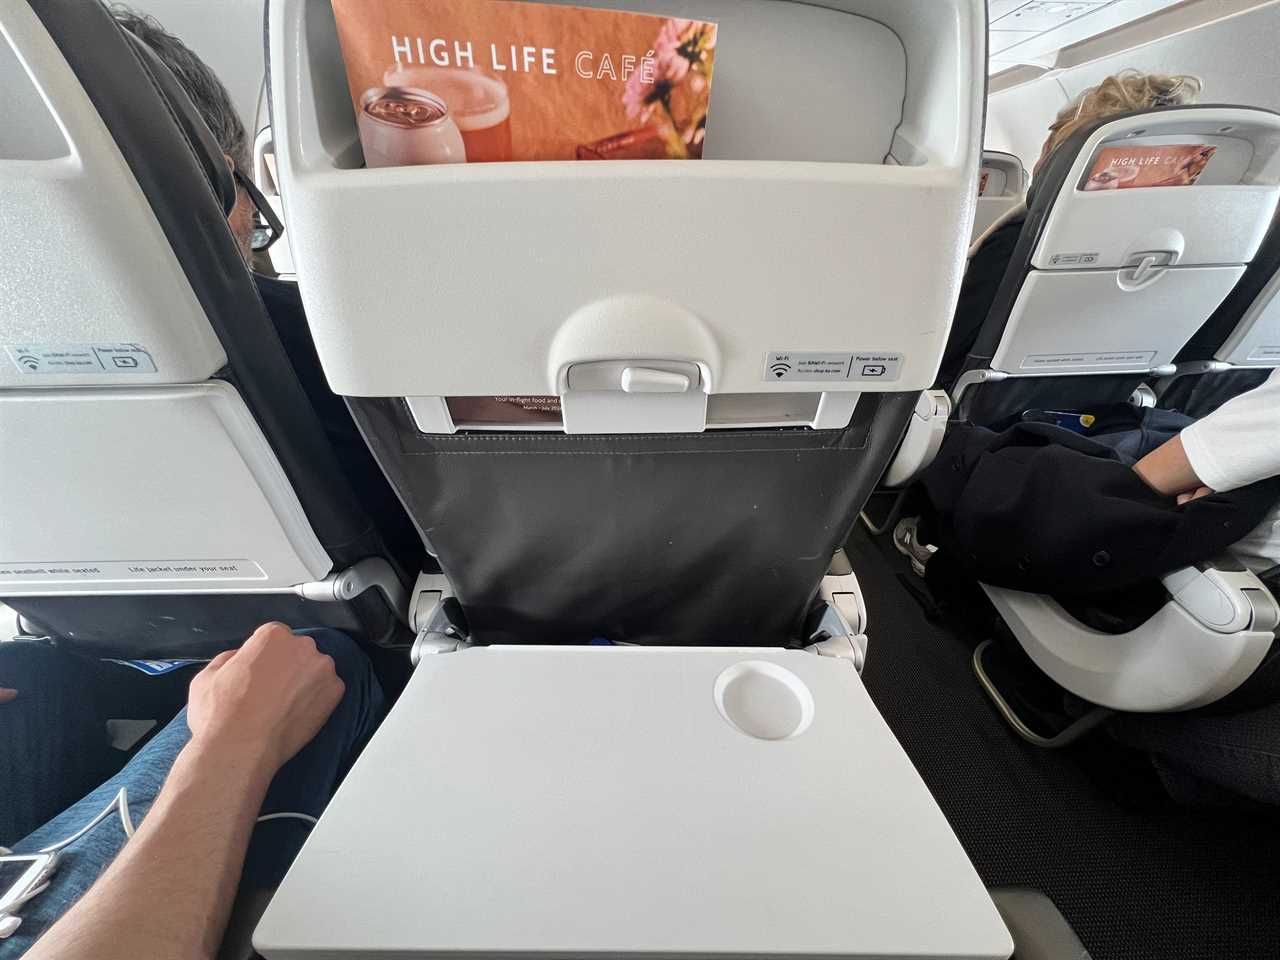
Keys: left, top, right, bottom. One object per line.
{"left": 357, "top": 86, "right": 466, "bottom": 167}
{"left": 383, "top": 65, "right": 512, "bottom": 163}
{"left": 1086, "top": 163, "right": 1139, "bottom": 190}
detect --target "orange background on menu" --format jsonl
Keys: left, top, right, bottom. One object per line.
{"left": 331, "top": 0, "right": 711, "bottom": 160}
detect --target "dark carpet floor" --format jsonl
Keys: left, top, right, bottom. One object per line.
{"left": 848, "top": 527, "right": 1280, "bottom": 960}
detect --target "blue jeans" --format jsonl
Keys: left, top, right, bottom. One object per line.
{"left": 0, "top": 629, "right": 385, "bottom": 957}
{"left": 0, "top": 642, "right": 198, "bottom": 843}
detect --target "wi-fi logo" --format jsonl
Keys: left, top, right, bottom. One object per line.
{"left": 16, "top": 355, "right": 41, "bottom": 372}
{"left": 769, "top": 361, "right": 792, "bottom": 379}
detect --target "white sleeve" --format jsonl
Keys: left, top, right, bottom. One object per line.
{"left": 1180, "top": 368, "right": 1280, "bottom": 493}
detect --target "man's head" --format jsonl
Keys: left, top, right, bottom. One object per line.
{"left": 1033, "top": 69, "right": 1203, "bottom": 175}
{"left": 111, "top": 5, "right": 254, "bottom": 257}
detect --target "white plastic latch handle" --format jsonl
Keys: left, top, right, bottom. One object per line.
{"left": 1130, "top": 254, "right": 1161, "bottom": 284}
{"left": 620, "top": 366, "right": 691, "bottom": 393}
{"left": 1119, "top": 247, "right": 1178, "bottom": 289}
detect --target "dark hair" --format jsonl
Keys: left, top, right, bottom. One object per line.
{"left": 111, "top": 5, "right": 251, "bottom": 177}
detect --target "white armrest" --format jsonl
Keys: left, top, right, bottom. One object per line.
{"left": 883, "top": 390, "right": 951, "bottom": 488}
{"left": 982, "top": 571, "right": 1277, "bottom": 713}
{"left": 1163, "top": 564, "right": 1280, "bottom": 634}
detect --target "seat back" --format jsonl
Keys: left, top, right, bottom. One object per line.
{"left": 1, "top": 0, "right": 408, "bottom": 652}
{"left": 956, "top": 106, "right": 1280, "bottom": 414}
{"left": 1154, "top": 214, "right": 1280, "bottom": 417}
{"left": 1211, "top": 223, "right": 1280, "bottom": 368}
{"left": 269, "top": 0, "right": 987, "bottom": 644}
{"left": 972, "top": 150, "right": 1027, "bottom": 242}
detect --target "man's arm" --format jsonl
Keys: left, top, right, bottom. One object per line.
{"left": 1136, "top": 369, "right": 1280, "bottom": 502}
{"left": 25, "top": 623, "right": 344, "bottom": 960}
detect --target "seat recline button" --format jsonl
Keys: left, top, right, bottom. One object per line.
{"left": 620, "top": 366, "right": 692, "bottom": 393}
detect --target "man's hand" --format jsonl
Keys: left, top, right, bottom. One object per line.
{"left": 26, "top": 622, "right": 348, "bottom": 960}
{"left": 1134, "top": 435, "right": 1209, "bottom": 502}
{"left": 0, "top": 688, "right": 16, "bottom": 704}
{"left": 1177, "top": 486, "right": 1213, "bottom": 505}
{"left": 187, "top": 622, "right": 344, "bottom": 778}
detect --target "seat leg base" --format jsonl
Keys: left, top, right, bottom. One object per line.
{"left": 859, "top": 488, "right": 909, "bottom": 536}
{"left": 973, "top": 639, "right": 1115, "bottom": 749}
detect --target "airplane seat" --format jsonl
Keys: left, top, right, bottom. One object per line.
{"left": 1159, "top": 206, "right": 1280, "bottom": 414}
{"left": 948, "top": 155, "right": 1140, "bottom": 427}
{"left": 971, "top": 150, "right": 1027, "bottom": 243}
{"left": 267, "top": 0, "right": 986, "bottom": 650}
{"left": 953, "top": 104, "right": 1280, "bottom": 427}
{"left": 974, "top": 481, "right": 1280, "bottom": 738}
{"left": 930, "top": 107, "right": 1280, "bottom": 737}
{"left": 0, "top": 0, "right": 415, "bottom": 658}
{"left": 253, "top": 3, "right": 1016, "bottom": 958}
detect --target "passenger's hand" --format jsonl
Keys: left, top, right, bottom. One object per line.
{"left": 186, "top": 622, "right": 345, "bottom": 777}
{"left": 0, "top": 688, "right": 16, "bottom": 704}
{"left": 1134, "top": 435, "right": 1205, "bottom": 500}
{"left": 1177, "top": 486, "right": 1213, "bottom": 506}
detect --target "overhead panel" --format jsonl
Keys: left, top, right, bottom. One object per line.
{"left": 988, "top": 1, "right": 1186, "bottom": 73}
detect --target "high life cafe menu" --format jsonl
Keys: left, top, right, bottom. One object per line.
{"left": 1083, "top": 143, "right": 1217, "bottom": 191}
{"left": 330, "top": 0, "right": 718, "bottom": 167}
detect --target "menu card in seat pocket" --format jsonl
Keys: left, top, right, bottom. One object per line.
{"left": 330, "top": 0, "right": 719, "bottom": 167}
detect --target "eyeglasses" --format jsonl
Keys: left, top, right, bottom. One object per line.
{"left": 232, "top": 167, "right": 285, "bottom": 253}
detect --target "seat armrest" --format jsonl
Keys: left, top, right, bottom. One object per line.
{"left": 1163, "top": 563, "right": 1280, "bottom": 634}
{"left": 883, "top": 390, "right": 951, "bottom": 487}
{"left": 983, "top": 573, "right": 1276, "bottom": 712}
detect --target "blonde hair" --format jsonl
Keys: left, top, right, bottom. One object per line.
{"left": 1042, "top": 69, "right": 1203, "bottom": 159}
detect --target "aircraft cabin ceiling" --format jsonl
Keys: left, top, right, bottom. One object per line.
{"left": 986, "top": 0, "right": 1280, "bottom": 169}
{"left": 989, "top": 0, "right": 1189, "bottom": 73}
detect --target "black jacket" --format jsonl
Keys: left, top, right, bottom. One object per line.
{"left": 919, "top": 421, "right": 1280, "bottom": 598}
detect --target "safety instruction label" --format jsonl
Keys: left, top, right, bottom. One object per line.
{"left": 0, "top": 560, "right": 265, "bottom": 585}
{"left": 1247, "top": 345, "right": 1280, "bottom": 361}
{"left": 1021, "top": 350, "right": 1156, "bottom": 369}
{"left": 6, "top": 342, "right": 157, "bottom": 375}
{"left": 764, "top": 352, "right": 903, "bottom": 383}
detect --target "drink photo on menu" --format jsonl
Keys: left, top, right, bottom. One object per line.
{"left": 330, "top": 0, "right": 718, "bottom": 167}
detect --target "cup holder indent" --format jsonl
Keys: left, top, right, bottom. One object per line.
{"left": 713, "top": 661, "right": 815, "bottom": 741}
